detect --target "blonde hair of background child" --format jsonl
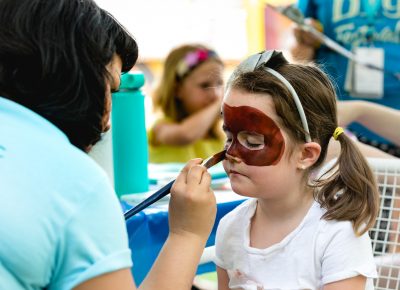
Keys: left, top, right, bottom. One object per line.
{"left": 152, "top": 44, "right": 224, "bottom": 123}
{"left": 228, "top": 58, "right": 379, "bottom": 236}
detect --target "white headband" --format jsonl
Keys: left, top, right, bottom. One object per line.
{"left": 230, "top": 51, "right": 311, "bottom": 143}
{"left": 264, "top": 67, "right": 311, "bottom": 142}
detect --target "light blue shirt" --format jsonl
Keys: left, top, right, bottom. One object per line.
{"left": 0, "top": 97, "right": 132, "bottom": 289}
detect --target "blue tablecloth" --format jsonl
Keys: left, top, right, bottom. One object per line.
{"left": 122, "top": 191, "right": 246, "bottom": 285}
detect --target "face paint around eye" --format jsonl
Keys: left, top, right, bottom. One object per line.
{"left": 237, "top": 131, "right": 265, "bottom": 150}
{"left": 222, "top": 103, "right": 285, "bottom": 166}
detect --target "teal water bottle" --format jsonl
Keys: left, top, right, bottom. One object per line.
{"left": 112, "top": 72, "right": 149, "bottom": 197}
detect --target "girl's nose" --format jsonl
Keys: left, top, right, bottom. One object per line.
{"left": 225, "top": 151, "right": 242, "bottom": 163}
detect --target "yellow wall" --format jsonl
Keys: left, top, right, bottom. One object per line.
{"left": 244, "top": 0, "right": 266, "bottom": 54}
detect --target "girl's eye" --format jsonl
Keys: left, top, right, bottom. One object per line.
{"left": 237, "top": 131, "right": 264, "bottom": 150}
{"left": 244, "top": 140, "right": 263, "bottom": 148}
{"left": 199, "top": 82, "right": 211, "bottom": 89}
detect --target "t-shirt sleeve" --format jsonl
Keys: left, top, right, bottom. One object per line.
{"left": 214, "top": 215, "right": 229, "bottom": 270}
{"left": 49, "top": 176, "right": 132, "bottom": 290}
{"left": 320, "top": 221, "right": 377, "bottom": 285}
{"left": 214, "top": 200, "right": 251, "bottom": 271}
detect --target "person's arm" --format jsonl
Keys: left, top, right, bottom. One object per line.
{"left": 152, "top": 99, "right": 221, "bottom": 146}
{"left": 323, "top": 275, "right": 367, "bottom": 290}
{"left": 217, "top": 266, "right": 230, "bottom": 290}
{"left": 338, "top": 100, "right": 400, "bottom": 146}
{"left": 74, "top": 159, "right": 216, "bottom": 290}
{"left": 326, "top": 135, "right": 395, "bottom": 165}
{"left": 140, "top": 159, "right": 216, "bottom": 289}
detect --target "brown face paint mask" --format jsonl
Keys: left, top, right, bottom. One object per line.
{"left": 223, "top": 103, "right": 285, "bottom": 166}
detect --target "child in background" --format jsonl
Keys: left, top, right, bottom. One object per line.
{"left": 148, "top": 44, "right": 225, "bottom": 163}
{"left": 215, "top": 50, "right": 379, "bottom": 290}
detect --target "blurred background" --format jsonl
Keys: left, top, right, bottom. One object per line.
{"left": 96, "top": 0, "right": 296, "bottom": 122}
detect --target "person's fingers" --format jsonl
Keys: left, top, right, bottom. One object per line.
{"left": 168, "top": 161, "right": 216, "bottom": 239}
{"left": 174, "top": 158, "right": 202, "bottom": 184}
{"left": 199, "top": 170, "right": 212, "bottom": 189}
{"left": 186, "top": 164, "right": 207, "bottom": 187}
{"left": 296, "top": 27, "right": 314, "bottom": 46}
{"left": 302, "top": 18, "right": 323, "bottom": 47}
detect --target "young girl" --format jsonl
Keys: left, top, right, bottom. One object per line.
{"left": 215, "top": 50, "right": 379, "bottom": 290}
{"left": 148, "top": 44, "right": 225, "bottom": 163}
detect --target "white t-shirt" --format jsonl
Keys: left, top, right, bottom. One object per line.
{"left": 215, "top": 199, "right": 377, "bottom": 290}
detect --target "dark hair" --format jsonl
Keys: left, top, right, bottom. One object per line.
{"left": 0, "top": 0, "right": 138, "bottom": 150}
{"left": 229, "top": 59, "right": 379, "bottom": 236}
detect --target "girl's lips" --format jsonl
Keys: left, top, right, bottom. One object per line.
{"left": 229, "top": 170, "right": 245, "bottom": 176}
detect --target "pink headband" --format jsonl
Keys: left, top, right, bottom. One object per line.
{"left": 176, "top": 48, "right": 218, "bottom": 79}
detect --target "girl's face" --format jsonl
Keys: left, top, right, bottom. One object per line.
{"left": 176, "top": 60, "right": 224, "bottom": 114}
{"left": 222, "top": 88, "right": 302, "bottom": 199}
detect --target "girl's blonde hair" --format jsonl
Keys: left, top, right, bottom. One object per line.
{"left": 152, "top": 44, "right": 223, "bottom": 122}
{"left": 229, "top": 60, "right": 379, "bottom": 236}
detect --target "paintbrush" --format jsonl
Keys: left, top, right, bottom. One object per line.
{"left": 124, "top": 150, "right": 226, "bottom": 220}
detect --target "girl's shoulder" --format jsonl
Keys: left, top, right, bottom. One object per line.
{"left": 215, "top": 198, "right": 254, "bottom": 246}
{"left": 302, "top": 201, "right": 369, "bottom": 245}
{"left": 308, "top": 201, "right": 353, "bottom": 229}
{"left": 218, "top": 199, "right": 255, "bottom": 228}
{"left": 310, "top": 202, "right": 371, "bottom": 249}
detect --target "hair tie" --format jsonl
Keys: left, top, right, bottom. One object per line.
{"left": 333, "top": 127, "right": 344, "bottom": 140}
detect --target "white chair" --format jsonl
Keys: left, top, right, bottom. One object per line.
{"left": 368, "top": 158, "right": 400, "bottom": 290}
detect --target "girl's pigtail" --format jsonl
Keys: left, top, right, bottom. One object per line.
{"left": 315, "top": 132, "right": 379, "bottom": 236}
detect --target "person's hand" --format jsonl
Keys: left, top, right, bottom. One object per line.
{"left": 293, "top": 18, "right": 323, "bottom": 48}
{"left": 169, "top": 159, "right": 217, "bottom": 241}
{"left": 290, "top": 18, "right": 322, "bottom": 62}
{"left": 208, "top": 94, "right": 223, "bottom": 117}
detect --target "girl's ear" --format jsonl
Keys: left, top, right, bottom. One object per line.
{"left": 297, "top": 142, "right": 321, "bottom": 170}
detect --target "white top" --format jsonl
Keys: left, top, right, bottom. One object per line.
{"left": 215, "top": 198, "right": 377, "bottom": 290}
